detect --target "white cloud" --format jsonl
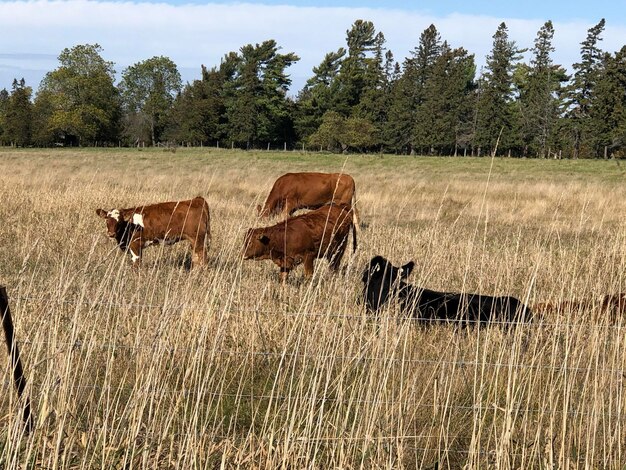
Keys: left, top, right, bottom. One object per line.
{"left": 0, "top": 0, "right": 624, "bottom": 92}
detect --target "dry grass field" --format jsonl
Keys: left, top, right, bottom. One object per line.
{"left": 0, "top": 147, "right": 625, "bottom": 468}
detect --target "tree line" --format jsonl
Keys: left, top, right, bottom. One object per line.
{"left": 0, "top": 18, "right": 624, "bottom": 158}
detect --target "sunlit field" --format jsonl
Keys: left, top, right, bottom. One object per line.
{"left": 0, "top": 147, "right": 625, "bottom": 468}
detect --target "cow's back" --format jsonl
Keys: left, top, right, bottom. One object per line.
{"left": 123, "top": 196, "right": 209, "bottom": 240}
{"left": 267, "top": 204, "right": 353, "bottom": 256}
{"left": 263, "top": 172, "right": 355, "bottom": 216}
{"left": 292, "top": 172, "right": 354, "bottom": 205}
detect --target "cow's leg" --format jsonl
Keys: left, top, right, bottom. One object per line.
{"left": 283, "top": 198, "right": 297, "bottom": 218}
{"left": 329, "top": 237, "right": 348, "bottom": 273}
{"left": 279, "top": 267, "right": 290, "bottom": 284}
{"left": 190, "top": 233, "right": 208, "bottom": 268}
{"left": 128, "top": 238, "right": 142, "bottom": 269}
{"left": 191, "top": 247, "right": 205, "bottom": 268}
{"left": 303, "top": 255, "right": 315, "bottom": 278}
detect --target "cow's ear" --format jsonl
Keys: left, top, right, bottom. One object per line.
{"left": 258, "top": 234, "right": 270, "bottom": 245}
{"left": 400, "top": 261, "right": 415, "bottom": 278}
{"left": 365, "top": 257, "right": 387, "bottom": 281}
{"left": 372, "top": 260, "right": 382, "bottom": 274}
{"left": 96, "top": 208, "right": 107, "bottom": 218}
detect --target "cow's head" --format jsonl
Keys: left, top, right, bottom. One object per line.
{"left": 361, "top": 256, "right": 415, "bottom": 312}
{"left": 96, "top": 208, "right": 122, "bottom": 238}
{"left": 96, "top": 208, "right": 140, "bottom": 249}
{"left": 243, "top": 228, "right": 271, "bottom": 260}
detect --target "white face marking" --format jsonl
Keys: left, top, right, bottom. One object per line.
{"left": 107, "top": 209, "right": 120, "bottom": 221}
{"left": 373, "top": 264, "right": 381, "bottom": 273}
{"left": 132, "top": 213, "right": 144, "bottom": 227}
{"left": 130, "top": 249, "right": 140, "bottom": 263}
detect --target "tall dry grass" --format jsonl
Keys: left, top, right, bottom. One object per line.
{"left": 0, "top": 148, "right": 625, "bottom": 468}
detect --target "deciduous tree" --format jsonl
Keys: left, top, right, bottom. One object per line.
{"left": 38, "top": 44, "right": 120, "bottom": 145}
{"left": 120, "top": 56, "right": 182, "bottom": 146}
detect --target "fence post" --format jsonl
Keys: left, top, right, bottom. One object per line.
{"left": 0, "top": 287, "right": 33, "bottom": 434}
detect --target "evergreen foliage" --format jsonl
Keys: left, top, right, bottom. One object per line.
{"left": 516, "top": 21, "right": 568, "bottom": 157}
{"left": 221, "top": 40, "right": 299, "bottom": 148}
{"left": 0, "top": 88, "right": 8, "bottom": 144}
{"left": 3, "top": 79, "right": 33, "bottom": 146}
{"left": 475, "top": 23, "right": 525, "bottom": 156}
{"left": 2, "top": 19, "right": 626, "bottom": 158}
{"left": 564, "top": 19, "right": 606, "bottom": 158}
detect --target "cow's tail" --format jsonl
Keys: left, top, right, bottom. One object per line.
{"left": 351, "top": 186, "right": 361, "bottom": 239}
{"left": 196, "top": 196, "right": 211, "bottom": 255}
{"left": 202, "top": 197, "right": 211, "bottom": 244}
{"left": 350, "top": 194, "right": 358, "bottom": 254}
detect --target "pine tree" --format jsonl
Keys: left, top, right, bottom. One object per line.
{"left": 474, "top": 22, "right": 524, "bottom": 156}
{"left": 31, "top": 88, "right": 55, "bottom": 146}
{"left": 4, "top": 78, "right": 33, "bottom": 147}
{"left": 165, "top": 65, "right": 227, "bottom": 145}
{"left": 383, "top": 62, "right": 413, "bottom": 153}
{"left": 333, "top": 20, "right": 381, "bottom": 116}
{"left": 415, "top": 44, "right": 476, "bottom": 155}
{"left": 384, "top": 24, "right": 442, "bottom": 154}
{"left": 0, "top": 88, "right": 8, "bottom": 145}
{"left": 589, "top": 46, "right": 626, "bottom": 158}
{"left": 352, "top": 31, "right": 389, "bottom": 149}
{"left": 294, "top": 48, "right": 346, "bottom": 143}
{"left": 516, "top": 21, "right": 568, "bottom": 157}
{"left": 223, "top": 40, "right": 298, "bottom": 148}
{"left": 564, "top": 18, "right": 605, "bottom": 158}
{"left": 297, "top": 20, "right": 384, "bottom": 150}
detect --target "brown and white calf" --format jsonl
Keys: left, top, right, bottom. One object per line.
{"left": 96, "top": 196, "right": 210, "bottom": 268}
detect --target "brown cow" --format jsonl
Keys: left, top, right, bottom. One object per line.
{"left": 96, "top": 196, "right": 210, "bottom": 268}
{"left": 257, "top": 172, "right": 360, "bottom": 227}
{"left": 243, "top": 204, "right": 357, "bottom": 283}
{"left": 534, "top": 293, "right": 626, "bottom": 321}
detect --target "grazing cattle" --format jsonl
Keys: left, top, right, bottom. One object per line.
{"left": 362, "top": 256, "right": 531, "bottom": 326}
{"left": 257, "top": 172, "right": 360, "bottom": 226}
{"left": 96, "top": 196, "right": 210, "bottom": 268}
{"left": 243, "top": 204, "right": 357, "bottom": 283}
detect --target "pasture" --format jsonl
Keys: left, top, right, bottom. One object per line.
{"left": 0, "top": 147, "right": 625, "bottom": 468}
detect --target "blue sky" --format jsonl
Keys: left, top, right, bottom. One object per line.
{"left": 96, "top": 0, "right": 623, "bottom": 21}
{"left": 1, "top": 0, "right": 624, "bottom": 94}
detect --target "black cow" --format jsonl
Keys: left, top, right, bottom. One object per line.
{"left": 361, "top": 256, "right": 532, "bottom": 326}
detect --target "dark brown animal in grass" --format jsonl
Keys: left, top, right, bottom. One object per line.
{"left": 257, "top": 172, "right": 360, "bottom": 225}
{"left": 243, "top": 204, "right": 357, "bottom": 283}
{"left": 96, "top": 196, "right": 210, "bottom": 268}
{"left": 534, "top": 293, "right": 626, "bottom": 321}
